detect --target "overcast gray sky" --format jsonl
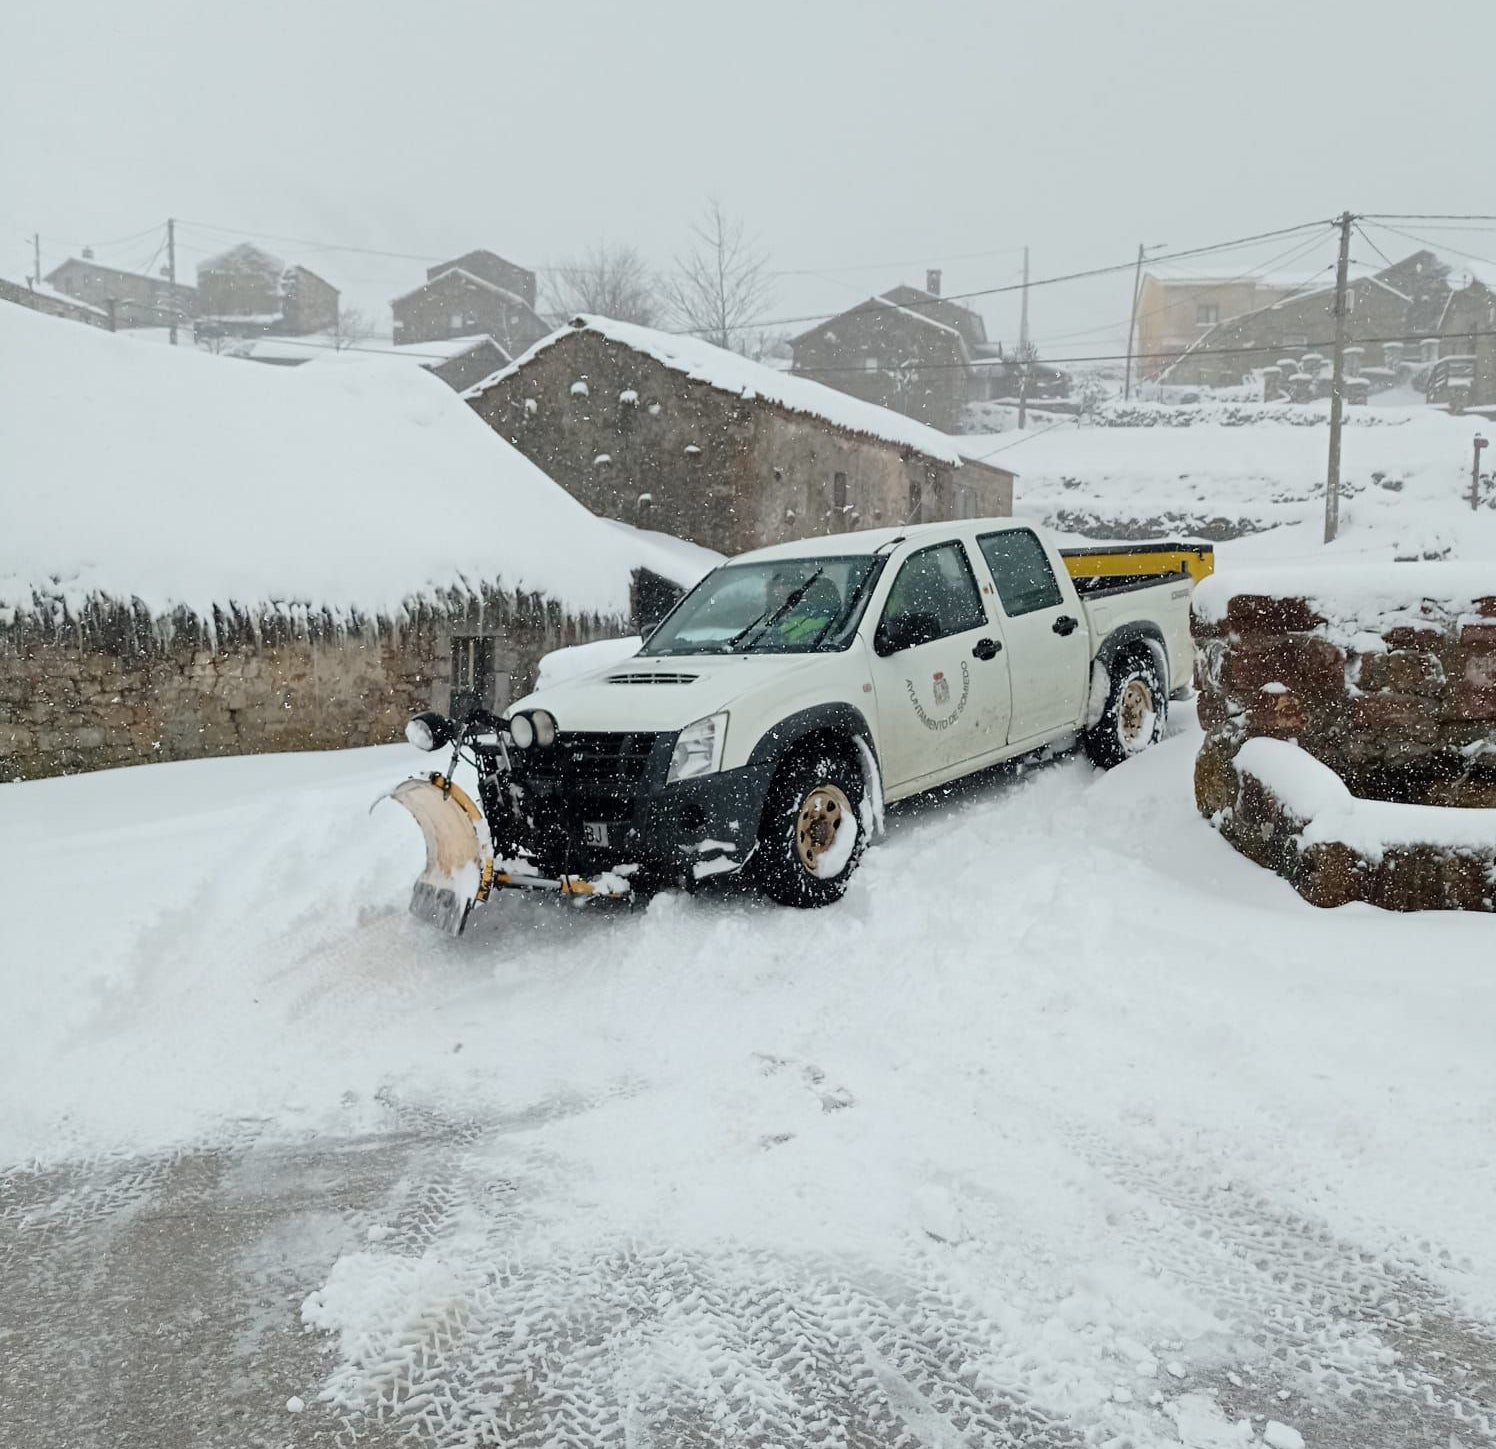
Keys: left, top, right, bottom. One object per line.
{"left": 6, "top": 0, "right": 1495, "bottom": 354}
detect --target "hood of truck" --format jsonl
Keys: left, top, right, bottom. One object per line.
{"left": 511, "top": 653, "right": 831, "bottom": 734}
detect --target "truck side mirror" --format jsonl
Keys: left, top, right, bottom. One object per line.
{"left": 876, "top": 610, "right": 941, "bottom": 656}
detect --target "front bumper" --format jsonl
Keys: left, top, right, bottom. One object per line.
{"left": 511, "top": 753, "right": 775, "bottom": 884}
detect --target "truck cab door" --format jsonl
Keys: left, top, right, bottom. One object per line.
{"left": 866, "top": 539, "right": 1012, "bottom": 794}
{"left": 975, "top": 527, "right": 1089, "bottom": 745}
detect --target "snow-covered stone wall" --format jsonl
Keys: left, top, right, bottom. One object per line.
{"left": 1192, "top": 568, "right": 1496, "bottom": 911}
{"left": 0, "top": 595, "right": 597, "bottom": 782}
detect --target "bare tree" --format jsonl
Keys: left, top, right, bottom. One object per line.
{"left": 331, "top": 306, "right": 377, "bottom": 351}
{"left": 542, "top": 243, "right": 660, "bottom": 326}
{"left": 662, "top": 200, "right": 773, "bottom": 352}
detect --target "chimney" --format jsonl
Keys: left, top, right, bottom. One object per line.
{"left": 926, "top": 268, "right": 942, "bottom": 297}
{"left": 82, "top": 246, "right": 95, "bottom": 260}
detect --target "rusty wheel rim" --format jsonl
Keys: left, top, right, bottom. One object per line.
{"left": 1119, "top": 677, "right": 1156, "bottom": 750}
{"left": 794, "top": 783, "right": 852, "bottom": 875}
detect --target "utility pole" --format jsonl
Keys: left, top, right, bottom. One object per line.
{"left": 1323, "top": 210, "right": 1354, "bottom": 544}
{"left": 166, "top": 217, "right": 178, "bottom": 345}
{"left": 1124, "top": 243, "right": 1146, "bottom": 402}
{"left": 32, "top": 232, "right": 41, "bottom": 288}
{"left": 1017, "top": 245, "right": 1030, "bottom": 430}
{"left": 1475, "top": 434, "right": 1488, "bottom": 512}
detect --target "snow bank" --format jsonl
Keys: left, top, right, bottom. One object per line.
{"left": 0, "top": 305, "right": 714, "bottom": 625}
{"left": 1235, "top": 737, "right": 1496, "bottom": 859}
{"left": 468, "top": 314, "right": 973, "bottom": 467}
{"left": 1194, "top": 559, "right": 1496, "bottom": 635}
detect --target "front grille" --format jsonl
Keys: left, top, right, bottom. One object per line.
{"left": 522, "top": 731, "right": 662, "bottom": 785}
{"left": 606, "top": 672, "right": 699, "bottom": 685}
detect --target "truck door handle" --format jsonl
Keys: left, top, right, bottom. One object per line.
{"left": 1052, "top": 615, "right": 1079, "bottom": 636}
{"left": 972, "top": 637, "right": 1002, "bottom": 660}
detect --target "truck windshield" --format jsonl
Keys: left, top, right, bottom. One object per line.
{"left": 642, "top": 555, "right": 885, "bottom": 655}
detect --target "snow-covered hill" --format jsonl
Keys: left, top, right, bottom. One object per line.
{"left": 0, "top": 304, "right": 714, "bottom": 626}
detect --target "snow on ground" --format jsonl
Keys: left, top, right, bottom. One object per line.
{"left": 0, "top": 304, "right": 711, "bottom": 625}
{"left": 4, "top": 723, "right": 1495, "bottom": 1445}
{"left": 970, "top": 406, "right": 1496, "bottom": 562}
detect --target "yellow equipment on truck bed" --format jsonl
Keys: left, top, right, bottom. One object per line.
{"left": 1060, "top": 540, "right": 1215, "bottom": 591}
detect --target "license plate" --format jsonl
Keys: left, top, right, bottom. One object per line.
{"left": 582, "top": 822, "right": 611, "bottom": 847}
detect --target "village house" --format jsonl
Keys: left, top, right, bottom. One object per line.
{"left": 1133, "top": 269, "right": 1302, "bottom": 381}
{"left": 1163, "top": 251, "right": 1452, "bottom": 392}
{"left": 0, "top": 306, "right": 712, "bottom": 782}
{"left": 1426, "top": 269, "right": 1496, "bottom": 412}
{"left": 44, "top": 252, "right": 196, "bottom": 330}
{"left": 465, "top": 315, "right": 1014, "bottom": 560}
{"left": 392, "top": 248, "right": 549, "bottom": 357}
{"left": 789, "top": 272, "right": 998, "bottom": 431}
{"left": 195, "top": 243, "right": 340, "bottom": 339}
{"left": 392, "top": 334, "right": 512, "bottom": 392}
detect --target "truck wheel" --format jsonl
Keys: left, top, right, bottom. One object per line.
{"left": 1084, "top": 651, "right": 1166, "bottom": 769}
{"left": 752, "top": 745, "right": 866, "bottom": 907}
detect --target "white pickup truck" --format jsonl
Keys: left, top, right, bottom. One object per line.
{"left": 390, "top": 519, "right": 1210, "bottom": 928}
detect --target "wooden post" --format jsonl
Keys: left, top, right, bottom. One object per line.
{"left": 1324, "top": 211, "right": 1354, "bottom": 543}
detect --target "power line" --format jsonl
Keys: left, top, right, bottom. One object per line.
{"left": 1362, "top": 213, "right": 1496, "bottom": 223}
{"left": 1362, "top": 219, "right": 1496, "bottom": 275}
{"left": 670, "top": 220, "right": 1337, "bottom": 337}
{"left": 1352, "top": 223, "right": 1397, "bottom": 271}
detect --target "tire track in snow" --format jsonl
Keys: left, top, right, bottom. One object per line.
{"left": 1065, "top": 1127, "right": 1496, "bottom": 1443}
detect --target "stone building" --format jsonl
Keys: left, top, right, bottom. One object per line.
{"left": 465, "top": 315, "right": 1015, "bottom": 559}
{"left": 44, "top": 254, "right": 196, "bottom": 330}
{"left": 1134, "top": 269, "right": 1302, "bottom": 382}
{"left": 1, "top": 305, "right": 712, "bottom": 782}
{"left": 1426, "top": 271, "right": 1496, "bottom": 411}
{"left": 392, "top": 248, "right": 548, "bottom": 356}
{"left": 1165, "top": 251, "right": 1452, "bottom": 390}
{"left": 789, "top": 275, "right": 996, "bottom": 432}
{"left": 196, "top": 243, "right": 340, "bottom": 338}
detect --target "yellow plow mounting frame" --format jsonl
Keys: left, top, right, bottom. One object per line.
{"left": 380, "top": 772, "right": 633, "bottom": 936}
{"left": 1061, "top": 541, "right": 1215, "bottom": 586}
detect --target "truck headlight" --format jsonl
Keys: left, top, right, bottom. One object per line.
{"left": 406, "top": 711, "right": 452, "bottom": 752}
{"left": 667, "top": 712, "right": 727, "bottom": 784}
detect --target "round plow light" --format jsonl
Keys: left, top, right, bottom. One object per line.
{"left": 509, "top": 713, "right": 535, "bottom": 749}
{"left": 533, "top": 710, "right": 557, "bottom": 748}
{"left": 405, "top": 717, "right": 437, "bottom": 751}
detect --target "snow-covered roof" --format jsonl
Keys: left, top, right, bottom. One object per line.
{"left": 391, "top": 334, "right": 505, "bottom": 362}
{"left": 467, "top": 315, "right": 970, "bottom": 466}
{"left": 22, "top": 281, "right": 108, "bottom": 318}
{"left": 870, "top": 294, "right": 964, "bottom": 337}
{"left": 0, "top": 304, "right": 717, "bottom": 626}
{"left": 391, "top": 267, "right": 530, "bottom": 310}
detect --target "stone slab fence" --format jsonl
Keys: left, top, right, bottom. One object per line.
{"left": 1192, "top": 563, "right": 1496, "bottom": 912}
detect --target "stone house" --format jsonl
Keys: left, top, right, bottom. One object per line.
{"left": 0, "top": 305, "right": 712, "bottom": 782}
{"left": 44, "top": 254, "right": 196, "bottom": 330}
{"left": 465, "top": 315, "right": 1014, "bottom": 559}
{"left": 1426, "top": 271, "right": 1496, "bottom": 411}
{"left": 789, "top": 274, "right": 996, "bottom": 431}
{"left": 394, "top": 334, "right": 512, "bottom": 393}
{"left": 1165, "top": 251, "right": 1452, "bottom": 390}
{"left": 195, "top": 243, "right": 340, "bottom": 338}
{"left": 392, "top": 248, "right": 548, "bottom": 356}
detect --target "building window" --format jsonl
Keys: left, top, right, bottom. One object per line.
{"left": 449, "top": 311, "right": 463, "bottom": 331}
{"left": 832, "top": 471, "right": 848, "bottom": 512}
{"left": 1285, "top": 334, "right": 1309, "bottom": 348}
{"left": 1196, "top": 303, "right": 1219, "bottom": 326}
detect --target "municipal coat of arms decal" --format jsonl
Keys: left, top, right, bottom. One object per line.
{"left": 904, "top": 660, "right": 970, "bottom": 731}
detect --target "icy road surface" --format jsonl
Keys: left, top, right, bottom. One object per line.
{"left": 2, "top": 729, "right": 1494, "bottom": 1448}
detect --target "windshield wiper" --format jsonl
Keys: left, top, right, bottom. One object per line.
{"left": 723, "top": 568, "right": 826, "bottom": 653}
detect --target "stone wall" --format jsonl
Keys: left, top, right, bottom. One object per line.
{"left": 1193, "top": 577, "right": 1496, "bottom": 911}
{"left": 1, "top": 594, "right": 608, "bottom": 782}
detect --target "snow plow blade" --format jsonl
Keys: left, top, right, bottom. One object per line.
{"left": 381, "top": 775, "right": 494, "bottom": 936}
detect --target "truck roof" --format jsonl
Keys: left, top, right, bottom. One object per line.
{"left": 733, "top": 517, "right": 1028, "bottom": 565}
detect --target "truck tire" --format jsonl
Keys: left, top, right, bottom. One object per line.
{"left": 752, "top": 743, "right": 867, "bottom": 907}
{"left": 1084, "top": 649, "right": 1166, "bottom": 769}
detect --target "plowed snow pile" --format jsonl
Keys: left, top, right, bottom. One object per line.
{"left": 3, "top": 727, "right": 1494, "bottom": 1446}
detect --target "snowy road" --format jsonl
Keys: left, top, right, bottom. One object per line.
{"left": 3, "top": 732, "right": 1495, "bottom": 1447}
